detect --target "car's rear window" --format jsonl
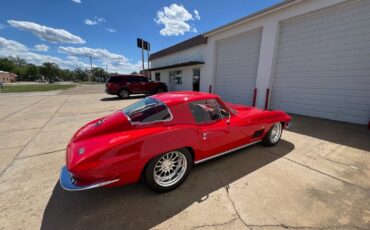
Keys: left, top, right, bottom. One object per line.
{"left": 122, "top": 97, "right": 172, "bottom": 124}
{"left": 107, "top": 76, "right": 124, "bottom": 83}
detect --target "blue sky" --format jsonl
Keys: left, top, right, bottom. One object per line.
{"left": 0, "top": 0, "right": 281, "bottom": 73}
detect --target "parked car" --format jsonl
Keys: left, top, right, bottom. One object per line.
{"left": 60, "top": 91, "right": 291, "bottom": 192}
{"left": 105, "top": 74, "right": 167, "bottom": 99}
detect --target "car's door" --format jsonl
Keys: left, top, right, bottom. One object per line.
{"left": 138, "top": 77, "right": 157, "bottom": 93}
{"left": 189, "top": 99, "right": 245, "bottom": 160}
{"left": 127, "top": 76, "right": 142, "bottom": 93}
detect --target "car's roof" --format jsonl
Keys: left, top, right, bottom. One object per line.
{"left": 152, "top": 91, "right": 219, "bottom": 106}
{"left": 110, "top": 74, "right": 145, "bottom": 78}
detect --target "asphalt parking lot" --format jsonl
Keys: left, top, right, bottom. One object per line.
{"left": 0, "top": 85, "right": 369, "bottom": 230}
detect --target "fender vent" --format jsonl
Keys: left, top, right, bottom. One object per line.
{"left": 252, "top": 129, "right": 264, "bottom": 138}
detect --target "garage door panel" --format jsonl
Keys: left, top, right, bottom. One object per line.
{"left": 271, "top": 1, "right": 370, "bottom": 125}
{"left": 272, "top": 94, "right": 370, "bottom": 108}
{"left": 215, "top": 28, "right": 262, "bottom": 105}
{"left": 280, "top": 2, "right": 370, "bottom": 35}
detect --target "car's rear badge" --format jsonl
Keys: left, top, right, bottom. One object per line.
{"left": 95, "top": 119, "right": 104, "bottom": 127}
{"left": 78, "top": 148, "right": 85, "bottom": 155}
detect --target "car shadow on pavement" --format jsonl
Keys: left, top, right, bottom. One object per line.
{"left": 100, "top": 95, "right": 146, "bottom": 101}
{"left": 41, "top": 140, "right": 294, "bottom": 230}
{"left": 287, "top": 114, "right": 370, "bottom": 152}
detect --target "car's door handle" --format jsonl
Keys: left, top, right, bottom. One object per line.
{"left": 202, "top": 132, "right": 208, "bottom": 140}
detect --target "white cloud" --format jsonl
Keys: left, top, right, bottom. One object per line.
{"left": 72, "top": 0, "right": 81, "bottom": 3}
{"left": 194, "top": 9, "right": 200, "bottom": 20}
{"left": 106, "top": 28, "right": 117, "bottom": 33}
{"left": 58, "top": 46, "right": 127, "bottom": 61}
{"left": 0, "top": 36, "right": 141, "bottom": 73}
{"left": 0, "top": 36, "right": 28, "bottom": 52}
{"left": 0, "top": 36, "right": 88, "bottom": 69}
{"left": 7, "top": 20, "right": 85, "bottom": 44}
{"left": 154, "top": 4, "right": 199, "bottom": 36}
{"left": 84, "top": 19, "right": 97, "bottom": 26}
{"left": 34, "top": 44, "right": 49, "bottom": 51}
{"left": 84, "top": 17, "right": 106, "bottom": 26}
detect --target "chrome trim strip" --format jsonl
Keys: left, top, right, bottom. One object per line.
{"left": 59, "top": 166, "right": 119, "bottom": 191}
{"left": 194, "top": 140, "right": 261, "bottom": 164}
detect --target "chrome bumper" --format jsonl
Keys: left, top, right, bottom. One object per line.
{"left": 59, "top": 166, "right": 119, "bottom": 191}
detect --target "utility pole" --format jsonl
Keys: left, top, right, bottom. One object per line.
{"left": 89, "top": 56, "right": 93, "bottom": 82}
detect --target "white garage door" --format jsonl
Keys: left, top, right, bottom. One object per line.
{"left": 271, "top": 1, "right": 370, "bottom": 125}
{"left": 214, "top": 28, "right": 262, "bottom": 105}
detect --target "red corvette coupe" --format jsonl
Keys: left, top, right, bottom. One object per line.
{"left": 60, "top": 91, "right": 291, "bottom": 192}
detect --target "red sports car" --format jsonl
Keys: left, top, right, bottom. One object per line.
{"left": 60, "top": 91, "right": 291, "bottom": 192}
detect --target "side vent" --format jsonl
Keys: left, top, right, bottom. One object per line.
{"left": 252, "top": 129, "right": 264, "bottom": 138}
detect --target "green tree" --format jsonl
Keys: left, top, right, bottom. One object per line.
{"left": 25, "top": 64, "right": 38, "bottom": 81}
{"left": 39, "top": 62, "right": 60, "bottom": 80}
{"left": 9, "top": 56, "right": 27, "bottom": 68}
{"left": 0, "top": 57, "right": 16, "bottom": 71}
{"left": 74, "top": 68, "right": 88, "bottom": 81}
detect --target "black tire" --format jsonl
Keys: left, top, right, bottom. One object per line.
{"left": 118, "top": 89, "right": 129, "bottom": 99}
{"left": 144, "top": 148, "right": 192, "bottom": 192}
{"left": 262, "top": 122, "right": 283, "bottom": 147}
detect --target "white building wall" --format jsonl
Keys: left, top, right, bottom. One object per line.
{"left": 152, "top": 65, "right": 203, "bottom": 92}
{"left": 202, "top": 0, "right": 347, "bottom": 108}
{"left": 151, "top": 45, "right": 206, "bottom": 68}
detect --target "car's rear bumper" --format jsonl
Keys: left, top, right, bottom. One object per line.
{"left": 59, "top": 166, "right": 119, "bottom": 191}
{"left": 105, "top": 89, "right": 117, "bottom": 95}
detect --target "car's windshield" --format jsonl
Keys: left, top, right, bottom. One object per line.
{"left": 122, "top": 97, "right": 171, "bottom": 124}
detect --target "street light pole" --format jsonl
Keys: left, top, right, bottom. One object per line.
{"left": 141, "top": 40, "right": 145, "bottom": 74}
{"left": 89, "top": 56, "right": 93, "bottom": 82}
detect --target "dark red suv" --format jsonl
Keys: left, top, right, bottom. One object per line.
{"left": 105, "top": 75, "right": 168, "bottom": 99}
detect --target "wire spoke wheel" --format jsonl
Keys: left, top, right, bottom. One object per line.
{"left": 153, "top": 151, "right": 187, "bottom": 187}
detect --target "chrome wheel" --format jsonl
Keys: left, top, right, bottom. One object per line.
{"left": 269, "top": 123, "right": 282, "bottom": 144}
{"left": 119, "top": 89, "right": 129, "bottom": 98}
{"left": 153, "top": 151, "right": 187, "bottom": 187}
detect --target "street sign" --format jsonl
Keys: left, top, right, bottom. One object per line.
{"left": 137, "top": 38, "right": 143, "bottom": 48}
{"left": 137, "top": 38, "right": 150, "bottom": 51}
{"left": 143, "top": 41, "right": 150, "bottom": 51}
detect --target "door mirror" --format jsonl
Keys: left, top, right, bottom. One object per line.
{"left": 220, "top": 109, "right": 231, "bottom": 125}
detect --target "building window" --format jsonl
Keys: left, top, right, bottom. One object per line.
{"left": 169, "top": 70, "right": 182, "bottom": 84}
{"left": 155, "top": 72, "right": 161, "bottom": 81}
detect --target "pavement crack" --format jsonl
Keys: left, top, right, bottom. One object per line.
{"left": 224, "top": 185, "right": 253, "bottom": 230}
{"left": 192, "top": 217, "right": 239, "bottom": 229}
{"left": 16, "top": 148, "right": 66, "bottom": 160}
{"left": 0, "top": 96, "right": 49, "bottom": 122}
{"left": 248, "top": 224, "right": 367, "bottom": 230}
{"left": 261, "top": 148, "right": 369, "bottom": 193}
{"left": 0, "top": 95, "right": 71, "bottom": 179}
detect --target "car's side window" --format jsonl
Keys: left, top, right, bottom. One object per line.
{"left": 189, "top": 99, "right": 223, "bottom": 123}
{"left": 128, "top": 77, "right": 139, "bottom": 83}
{"left": 139, "top": 77, "right": 149, "bottom": 82}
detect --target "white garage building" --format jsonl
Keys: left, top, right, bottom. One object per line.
{"left": 149, "top": 0, "right": 370, "bottom": 125}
